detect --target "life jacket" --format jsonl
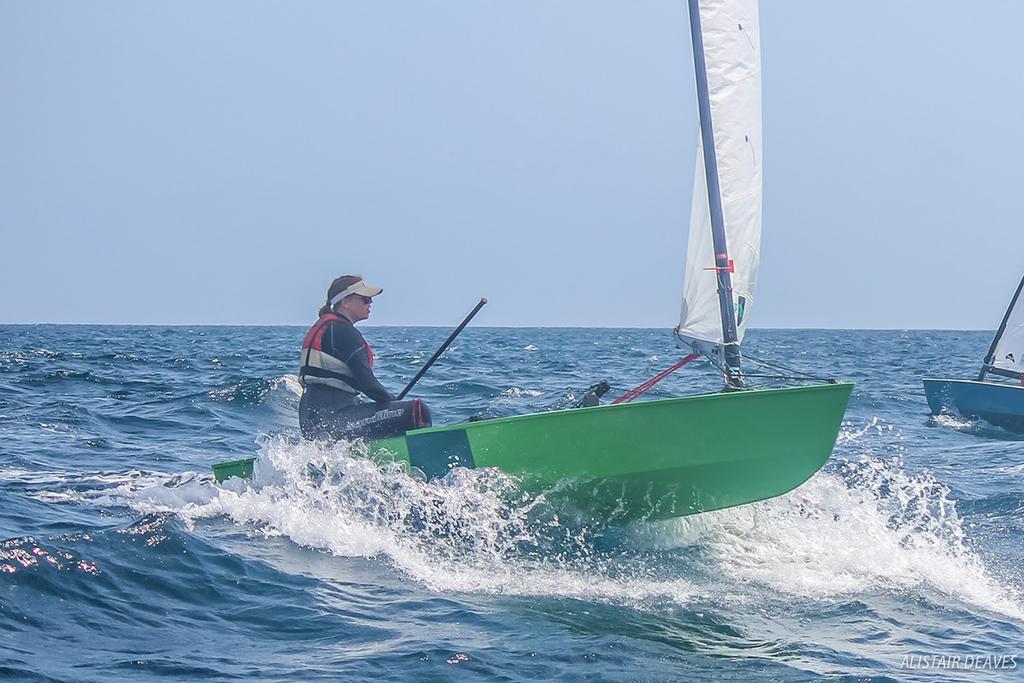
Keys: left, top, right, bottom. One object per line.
{"left": 299, "top": 313, "right": 374, "bottom": 394}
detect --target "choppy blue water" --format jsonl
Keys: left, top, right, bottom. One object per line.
{"left": 1, "top": 326, "right": 1022, "bottom": 681}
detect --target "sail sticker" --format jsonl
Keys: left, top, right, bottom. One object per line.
{"left": 736, "top": 296, "right": 747, "bottom": 326}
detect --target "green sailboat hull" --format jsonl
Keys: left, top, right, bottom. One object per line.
{"left": 370, "top": 382, "right": 854, "bottom": 522}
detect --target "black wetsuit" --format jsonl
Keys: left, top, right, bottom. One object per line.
{"left": 298, "top": 314, "right": 431, "bottom": 440}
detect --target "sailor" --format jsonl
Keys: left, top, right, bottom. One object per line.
{"left": 298, "top": 275, "right": 431, "bottom": 440}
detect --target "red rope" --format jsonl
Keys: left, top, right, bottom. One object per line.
{"left": 611, "top": 353, "right": 700, "bottom": 404}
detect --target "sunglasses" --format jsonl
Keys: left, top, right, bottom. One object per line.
{"left": 356, "top": 295, "right": 373, "bottom": 305}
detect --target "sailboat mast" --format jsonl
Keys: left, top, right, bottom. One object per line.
{"left": 686, "top": 0, "right": 743, "bottom": 386}
{"left": 978, "top": 271, "right": 1024, "bottom": 381}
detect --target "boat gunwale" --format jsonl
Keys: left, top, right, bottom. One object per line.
{"left": 393, "top": 381, "right": 855, "bottom": 438}
{"left": 923, "top": 378, "right": 1024, "bottom": 391}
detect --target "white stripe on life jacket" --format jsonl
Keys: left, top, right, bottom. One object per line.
{"left": 299, "top": 348, "right": 359, "bottom": 393}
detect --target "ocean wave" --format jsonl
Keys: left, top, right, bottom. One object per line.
{"left": 40, "top": 416, "right": 1024, "bottom": 624}
{"left": 74, "top": 437, "right": 702, "bottom": 609}
{"left": 4, "top": 326, "right": 1024, "bottom": 678}
{"left": 0, "top": 535, "right": 99, "bottom": 576}
{"left": 637, "top": 427, "right": 1024, "bottom": 622}
{"left": 499, "top": 387, "right": 545, "bottom": 399}
{"left": 929, "top": 413, "right": 1024, "bottom": 441}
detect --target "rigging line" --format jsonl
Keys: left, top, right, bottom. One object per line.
{"left": 743, "top": 352, "right": 834, "bottom": 381}
{"left": 740, "top": 373, "right": 829, "bottom": 382}
{"left": 680, "top": 347, "right": 833, "bottom": 384}
{"left": 742, "top": 352, "right": 812, "bottom": 374}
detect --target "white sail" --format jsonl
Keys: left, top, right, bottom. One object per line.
{"left": 677, "top": 0, "right": 762, "bottom": 353}
{"left": 991, "top": 278, "right": 1024, "bottom": 376}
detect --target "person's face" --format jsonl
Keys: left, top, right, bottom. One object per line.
{"left": 339, "top": 294, "right": 373, "bottom": 323}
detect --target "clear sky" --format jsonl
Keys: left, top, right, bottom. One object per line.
{"left": 2, "top": 1, "right": 1021, "bottom": 328}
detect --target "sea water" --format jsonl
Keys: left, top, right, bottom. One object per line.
{"left": 1, "top": 326, "right": 1022, "bottom": 681}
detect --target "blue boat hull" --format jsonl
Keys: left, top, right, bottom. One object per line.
{"left": 923, "top": 378, "right": 1024, "bottom": 431}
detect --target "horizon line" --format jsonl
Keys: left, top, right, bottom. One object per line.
{"left": 0, "top": 322, "right": 996, "bottom": 332}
